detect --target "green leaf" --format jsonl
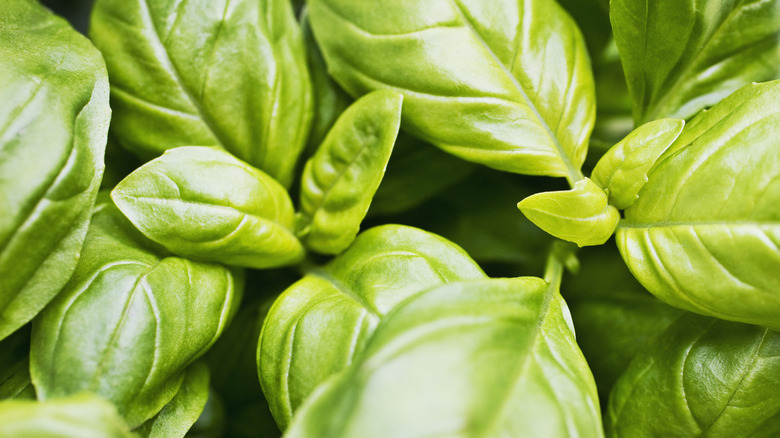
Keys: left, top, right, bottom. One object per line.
{"left": 592, "top": 118, "right": 685, "bottom": 209}
{"left": 308, "top": 0, "right": 595, "bottom": 183}
{"left": 611, "top": 0, "right": 780, "bottom": 123}
{"left": 285, "top": 277, "right": 603, "bottom": 437}
{"left": 135, "top": 362, "right": 210, "bottom": 438}
{"left": 607, "top": 314, "right": 780, "bottom": 437}
{"left": 0, "top": 393, "right": 136, "bottom": 438}
{"left": 617, "top": 81, "right": 780, "bottom": 329}
{"left": 112, "top": 146, "right": 304, "bottom": 269}
{"left": 30, "top": 200, "right": 243, "bottom": 428}
{"left": 89, "top": 0, "right": 312, "bottom": 187}
{"left": 0, "top": 0, "right": 110, "bottom": 341}
{"left": 518, "top": 178, "right": 620, "bottom": 247}
{"left": 297, "top": 90, "right": 403, "bottom": 254}
{"left": 258, "top": 225, "right": 486, "bottom": 428}
{"left": 0, "top": 327, "right": 35, "bottom": 400}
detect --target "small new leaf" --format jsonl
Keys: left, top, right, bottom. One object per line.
{"left": 592, "top": 118, "right": 685, "bottom": 209}
{"left": 297, "top": 90, "right": 403, "bottom": 254}
{"left": 518, "top": 178, "right": 619, "bottom": 247}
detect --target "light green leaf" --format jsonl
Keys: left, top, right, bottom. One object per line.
{"left": 258, "top": 225, "right": 486, "bottom": 428}
{"left": 607, "top": 314, "right": 780, "bottom": 437}
{"left": 592, "top": 118, "right": 685, "bottom": 209}
{"left": 135, "top": 362, "right": 210, "bottom": 438}
{"left": 89, "top": 0, "right": 312, "bottom": 187}
{"left": 611, "top": 0, "right": 780, "bottom": 123}
{"left": 617, "top": 81, "right": 780, "bottom": 329}
{"left": 308, "top": 0, "right": 595, "bottom": 183}
{"left": 30, "top": 200, "right": 242, "bottom": 428}
{"left": 112, "top": 146, "right": 304, "bottom": 269}
{"left": 0, "top": 393, "right": 136, "bottom": 438}
{"left": 297, "top": 90, "right": 402, "bottom": 254}
{"left": 0, "top": 0, "right": 109, "bottom": 341}
{"left": 285, "top": 278, "right": 603, "bottom": 438}
{"left": 518, "top": 178, "right": 620, "bottom": 247}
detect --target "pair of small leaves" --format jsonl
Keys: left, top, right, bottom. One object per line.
{"left": 308, "top": 0, "right": 595, "bottom": 183}
{"left": 284, "top": 277, "right": 603, "bottom": 437}
{"left": 518, "top": 117, "right": 685, "bottom": 248}
{"left": 30, "top": 200, "right": 241, "bottom": 428}
{"left": 89, "top": 0, "right": 313, "bottom": 187}
{"left": 611, "top": 0, "right": 780, "bottom": 123}
{"left": 0, "top": 0, "right": 109, "bottom": 341}
{"left": 112, "top": 89, "right": 402, "bottom": 262}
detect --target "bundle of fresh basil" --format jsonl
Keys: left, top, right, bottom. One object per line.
{"left": 1, "top": 0, "right": 779, "bottom": 436}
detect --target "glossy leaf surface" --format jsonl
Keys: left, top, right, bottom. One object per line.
{"left": 286, "top": 278, "right": 603, "bottom": 438}
{"left": 608, "top": 314, "right": 780, "bottom": 437}
{"left": 308, "top": 0, "right": 595, "bottom": 182}
{"left": 90, "top": 0, "right": 312, "bottom": 186}
{"left": 0, "top": 0, "right": 109, "bottom": 341}
{"left": 617, "top": 81, "right": 780, "bottom": 329}
{"left": 112, "top": 146, "right": 304, "bottom": 269}
{"left": 258, "top": 225, "right": 486, "bottom": 428}
{"left": 611, "top": 0, "right": 780, "bottom": 123}
{"left": 135, "top": 362, "right": 210, "bottom": 438}
{"left": 31, "top": 200, "right": 241, "bottom": 427}
{"left": 297, "top": 90, "right": 402, "bottom": 254}
{"left": 0, "top": 393, "right": 135, "bottom": 438}
{"left": 518, "top": 178, "right": 619, "bottom": 247}
{"left": 592, "top": 118, "right": 685, "bottom": 209}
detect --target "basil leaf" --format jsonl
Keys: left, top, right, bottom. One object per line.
{"left": 0, "top": 0, "right": 109, "bottom": 341}
{"left": 30, "top": 201, "right": 243, "bottom": 427}
{"left": 258, "top": 225, "right": 486, "bottom": 428}
{"left": 592, "top": 118, "right": 685, "bottom": 209}
{"left": 308, "top": 0, "right": 595, "bottom": 183}
{"left": 0, "top": 393, "right": 135, "bottom": 438}
{"left": 135, "top": 362, "right": 210, "bottom": 438}
{"left": 607, "top": 314, "right": 780, "bottom": 437}
{"left": 89, "top": 0, "right": 312, "bottom": 187}
{"left": 112, "top": 146, "right": 304, "bottom": 269}
{"left": 296, "top": 90, "right": 403, "bottom": 254}
{"left": 518, "top": 178, "right": 620, "bottom": 247}
{"left": 611, "top": 0, "right": 780, "bottom": 123}
{"left": 285, "top": 277, "right": 603, "bottom": 437}
{"left": 617, "top": 81, "right": 780, "bottom": 329}
{"left": 0, "top": 359, "right": 34, "bottom": 401}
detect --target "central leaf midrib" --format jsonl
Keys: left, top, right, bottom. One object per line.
{"left": 310, "top": 269, "right": 380, "bottom": 318}
{"left": 449, "top": 0, "right": 582, "bottom": 184}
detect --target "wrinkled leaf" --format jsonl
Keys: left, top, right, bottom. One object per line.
{"left": 31, "top": 200, "right": 242, "bottom": 427}
{"left": 308, "top": 0, "right": 595, "bottom": 182}
{"left": 617, "top": 81, "right": 780, "bottom": 329}
{"left": 518, "top": 178, "right": 619, "bottom": 246}
{"left": 90, "top": 0, "right": 312, "bottom": 186}
{"left": 285, "top": 277, "right": 603, "bottom": 437}
{"left": 258, "top": 225, "right": 486, "bottom": 428}
{"left": 297, "top": 90, "right": 402, "bottom": 254}
{"left": 0, "top": 0, "right": 109, "bottom": 341}
{"left": 135, "top": 362, "right": 210, "bottom": 438}
{"left": 592, "top": 118, "right": 685, "bottom": 209}
{"left": 611, "top": 0, "right": 780, "bottom": 123}
{"left": 608, "top": 314, "right": 780, "bottom": 437}
{"left": 112, "top": 146, "right": 304, "bottom": 269}
{"left": 0, "top": 393, "right": 136, "bottom": 438}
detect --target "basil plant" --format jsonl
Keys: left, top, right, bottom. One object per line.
{"left": 1, "top": 0, "right": 779, "bottom": 436}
